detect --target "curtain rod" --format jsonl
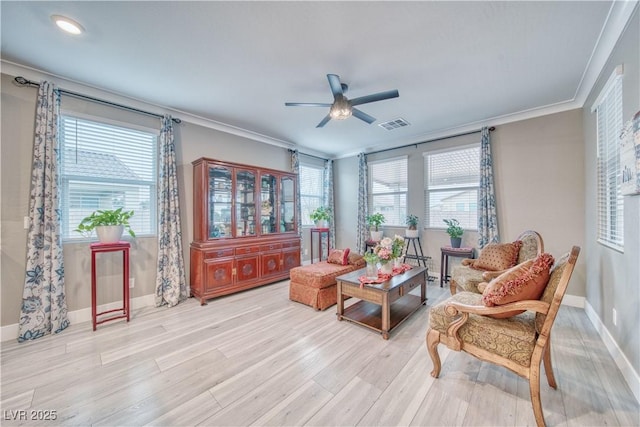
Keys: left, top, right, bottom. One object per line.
{"left": 14, "top": 76, "right": 181, "bottom": 124}
{"left": 368, "top": 126, "right": 495, "bottom": 156}
{"left": 289, "top": 149, "right": 328, "bottom": 162}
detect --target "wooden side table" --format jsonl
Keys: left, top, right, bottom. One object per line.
{"left": 440, "top": 246, "right": 474, "bottom": 288}
{"left": 310, "top": 227, "right": 330, "bottom": 263}
{"left": 90, "top": 241, "right": 130, "bottom": 331}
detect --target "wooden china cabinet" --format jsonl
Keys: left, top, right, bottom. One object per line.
{"left": 190, "top": 158, "right": 300, "bottom": 304}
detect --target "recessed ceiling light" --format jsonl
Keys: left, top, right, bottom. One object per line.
{"left": 51, "top": 15, "right": 84, "bottom": 35}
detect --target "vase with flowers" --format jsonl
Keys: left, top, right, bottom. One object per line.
{"left": 363, "top": 252, "right": 379, "bottom": 279}
{"left": 391, "top": 235, "right": 406, "bottom": 268}
{"left": 374, "top": 237, "right": 394, "bottom": 274}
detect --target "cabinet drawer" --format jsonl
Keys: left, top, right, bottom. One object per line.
{"left": 260, "top": 243, "right": 282, "bottom": 252}
{"left": 204, "top": 248, "right": 234, "bottom": 259}
{"left": 282, "top": 240, "right": 301, "bottom": 249}
{"left": 235, "top": 246, "right": 260, "bottom": 255}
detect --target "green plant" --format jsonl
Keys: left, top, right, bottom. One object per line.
{"left": 406, "top": 214, "right": 419, "bottom": 230}
{"left": 366, "top": 213, "right": 386, "bottom": 231}
{"left": 75, "top": 208, "right": 136, "bottom": 238}
{"left": 309, "top": 206, "right": 331, "bottom": 223}
{"left": 443, "top": 218, "right": 463, "bottom": 238}
{"left": 363, "top": 251, "right": 379, "bottom": 264}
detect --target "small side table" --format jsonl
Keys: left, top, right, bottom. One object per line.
{"left": 365, "top": 239, "right": 380, "bottom": 253}
{"left": 310, "top": 227, "right": 330, "bottom": 263}
{"left": 91, "top": 241, "right": 130, "bottom": 331}
{"left": 403, "top": 236, "right": 430, "bottom": 268}
{"left": 440, "top": 246, "right": 474, "bottom": 288}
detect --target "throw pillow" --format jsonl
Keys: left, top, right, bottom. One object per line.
{"left": 471, "top": 241, "right": 523, "bottom": 271}
{"left": 347, "top": 252, "right": 365, "bottom": 267}
{"left": 481, "top": 253, "right": 555, "bottom": 318}
{"left": 328, "top": 248, "right": 350, "bottom": 266}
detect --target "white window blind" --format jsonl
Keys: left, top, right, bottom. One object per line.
{"left": 60, "top": 116, "right": 158, "bottom": 240}
{"left": 593, "top": 66, "right": 624, "bottom": 250}
{"left": 299, "top": 164, "right": 324, "bottom": 226}
{"left": 424, "top": 145, "right": 480, "bottom": 230}
{"left": 369, "top": 157, "right": 407, "bottom": 226}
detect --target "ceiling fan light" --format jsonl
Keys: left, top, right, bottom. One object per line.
{"left": 329, "top": 98, "right": 352, "bottom": 120}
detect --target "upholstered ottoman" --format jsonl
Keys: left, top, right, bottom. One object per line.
{"left": 289, "top": 252, "right": 365, "bottom": 310}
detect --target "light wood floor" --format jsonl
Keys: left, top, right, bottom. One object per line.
{"left": 1, "top": 280, "right": 638, "bottom": 426}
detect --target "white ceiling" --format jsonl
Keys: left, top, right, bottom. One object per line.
{"left": 1, "top": 1, "right": 636, "bottom": 158}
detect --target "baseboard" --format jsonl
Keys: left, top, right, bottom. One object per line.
{"left": 0, "top": 293, "right": 156, "bottom": 342}
{"left": 585, "top": 300, "right": 640, "bottom": 404}
{"left": 561, "top": 293, "right": 585, "bottom": 308}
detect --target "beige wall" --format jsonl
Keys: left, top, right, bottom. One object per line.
{"left": 335, "top": 109, "right": 586, "bottom": 296}
{"left": 582, "top": 8, "right": 639, "bottom": 378}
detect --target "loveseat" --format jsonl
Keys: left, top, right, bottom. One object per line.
{"left": 289, "top": 250, "right": 365, "bottom": 310}
{"left": 449, "top": 230, "right": 543, "bottom": 295}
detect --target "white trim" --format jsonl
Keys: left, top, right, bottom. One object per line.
{"left": 0, "top": 293, "right": 156, "bottom": 342}
{"left": 561, "top": 294, "right": 585, "bottom": 308}
{"left": 590, "top": 64, "right": 624, "bottom": 112}
{"left": 367, "top": 154, "right": 408, "bottom": 165}
{"left": 585, "top": 300, "right": 640, "bottom": 404}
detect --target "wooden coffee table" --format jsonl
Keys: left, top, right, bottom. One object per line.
{"left": 336, "top": 266, "right": 427, "bottom": 339}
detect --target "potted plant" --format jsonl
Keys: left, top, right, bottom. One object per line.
{"left": 310, "top": 206, "right": 331, "bottom": 228}
{"left": 443, "top": 218, "right": 463, "bottom": 248}
{"left": 366, "top": 213, "right": 385, "bottom": 241}
{"left": 405, "top": 214, "right": 419, "bottom": 238}
{"left": 75, "top": 208, "right": 136, "bottom": 243}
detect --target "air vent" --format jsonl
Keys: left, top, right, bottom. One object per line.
{"left": 378, "top": 118, "right": 410, "bottom": 130}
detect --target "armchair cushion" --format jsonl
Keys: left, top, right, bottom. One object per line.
{"left": 429, "top": 291, "right": 537, "bottom": 367}
{"left": 480, "top": 253, "right": 555, "bottom": 318}
{"left": 328, "top": 248, "right": 350, "bottom": 265}
{"left": 471, "top": 241, "right": 522, "bottom": 271}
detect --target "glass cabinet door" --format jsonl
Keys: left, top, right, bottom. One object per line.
{"left": 235, "top": 169, "right": 256, "bottom": 237}
{"left": 208, "top": 166, "right": 233, "bottom": 238}
{"left": 280, "top": 176, "right": 295, "bottom": 232}
{"left": 260, "top": 174, "right": 277, "bottom": 234}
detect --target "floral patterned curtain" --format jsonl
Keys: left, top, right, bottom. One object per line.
{"left": 357, "top": 153, "right": 369, "bottom": 254}
{"left": 290, "top": 150, "right": 302, "bottom": 247}
{"left": 324, "top": 159, "right": 336, "bottom": 249}
{"left": 478, "top": 126, "right": 499, "bottom": 248}
{"left": 155, "top": 115, "right": 188, "bottom": 307}
{"left": 18, "top": 81, "right": 69, "bottom": 342}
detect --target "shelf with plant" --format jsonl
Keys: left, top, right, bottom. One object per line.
{"left": 75, "top": 207, "right": 136, "bottom": 243}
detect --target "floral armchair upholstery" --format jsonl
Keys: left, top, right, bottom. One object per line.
{"left": 449, "top": 230, "right": 544, "bottom": 295}
{"left": 427, "top": 246, "right": 580, "bottom": 427}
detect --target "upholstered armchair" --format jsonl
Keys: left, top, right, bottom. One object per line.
{"left": 449, "top": 229, "right": 544, "bottom": 295}
{"left": 427, "top": 246, "right": 580, "bottom": 427}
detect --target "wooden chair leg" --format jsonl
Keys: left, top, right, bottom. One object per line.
{"left": 449, "top": 279, "right": 457, "bottom": 295}
{"left": 529, "top": 363, "right": 546, "bottom": 427}
{"left": 426, "top": 328, "right": 442, "bottom": 378}
{"left": 542, "top": 338, "right": 557, "bottom": 389}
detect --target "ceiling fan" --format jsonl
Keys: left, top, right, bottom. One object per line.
{"left": 285, "top": 74, "right": 399, "bottom": 128}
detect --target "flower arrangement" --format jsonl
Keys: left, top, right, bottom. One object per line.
{"left": 374, "top": 237, "right": 394, "bottom": 264}
{"left": 363, "top": 251, "right": 379, "bottom": 264}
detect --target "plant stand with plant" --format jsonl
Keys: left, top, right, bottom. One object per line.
{"left": 443, "top": 218, "right": 463, "bottom": 248}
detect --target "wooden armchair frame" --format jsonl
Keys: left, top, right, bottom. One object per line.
{"left": 450, "top": 229, "right": 544, "bottom": 295}
{"left": 428, "top": 246, "right": 580, "bottom": 427}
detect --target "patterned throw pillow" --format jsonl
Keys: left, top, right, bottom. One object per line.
{"left": 347, "top": 252, "right": 365, "bottom": 267}
{"left": 471, "top": 241, "right": 523, "bottom": 271}
{"left": 481, "top": 253, "right": 555, "bottom": 318}
{"left": 328, "top": 248, "right": 350, "bottom": 265}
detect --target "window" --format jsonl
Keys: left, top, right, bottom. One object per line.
{"left": 424, "top": 145, "right": 480, "bottom": 230}
{"left": 592, "top": 66, "right": 624, "bottom": 250}
{"left": 369, "top": 157, "right": 407, "bottom": 226}
{"left": 60, "top": 115, "right": 158, "bottom": 240}
{"left": 299, "top": 164, "right": 324, "bottom": 226}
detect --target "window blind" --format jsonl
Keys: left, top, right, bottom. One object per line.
{"left": 369, "top": 157, "right": 408, "bottom": 226}
{"left": 60, "top": 116, "right": 158, "bottom": 239}
{"left": 424, "top": 145, "right": 480, "bottom": 229}
{"left": 594, "top": 67, "right": 624, "bottom": 250}
{"left": 299, "top": 164, "right": 324, "bottom": 225}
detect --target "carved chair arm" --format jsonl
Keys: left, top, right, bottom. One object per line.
{"left": 443, "top": 299, "right": 550, "bottom": 349}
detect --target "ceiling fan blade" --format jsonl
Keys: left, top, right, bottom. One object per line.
{"left": 352, "top": 108, "right": 376, "bottom": 124}
{"left": 327, "top": 74, "right": 344, "bottom": 98}
{"left": 285, "top": 102, "right": 332, "bottom": 107}
{"left": 316, "top": 114, "right": 332, "bottom": 128}
{"left": 350, "top": 89, "right": 399, "bottom": 106}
